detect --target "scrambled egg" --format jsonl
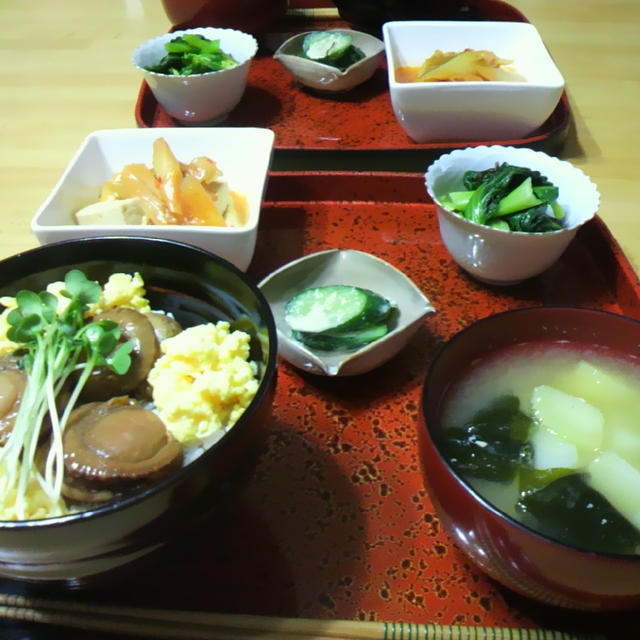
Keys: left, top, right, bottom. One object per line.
{"left": 0, "top": 465, "right": 67, "bottom": 521}
{"left": 91, "top": 272, "right": 151, "bottom": 314}
{"left": 148, "top": 322, "right": 259, "bottom": 445}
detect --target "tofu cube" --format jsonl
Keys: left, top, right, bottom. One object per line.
{"left": 74, "top": 198, "right": 145, "bottom": 225}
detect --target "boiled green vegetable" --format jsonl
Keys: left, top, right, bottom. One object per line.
{"left": 145, "top": 34, "right": 238, "bottom": 76}
{"left": 439, "top": 162, "right": 565, "bottom": 233}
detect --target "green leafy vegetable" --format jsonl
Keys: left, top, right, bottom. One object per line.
{"left": 439, "top": 395, "right": 533, "bottom": 482}
{"left": 439, "top": 162, "right": 565, "bottom": 233}
{"left": 518, "top": 466, "right": 574, "bottom": 498}
{"left": 0, "top": 270, "right": 132, "bottom": 519}
{"left": 300, "top": 31, "right": 366, "bottom": 71}
{"left": 505, "top": 206, "right": 565, "bottom": 233}
{"left": 145, "top": 34, "right": 238, "bottom": 76}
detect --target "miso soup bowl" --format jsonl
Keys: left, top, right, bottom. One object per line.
{"left": 419, "top": 306, "right": 640, "bottom": 611}
{"left": 0, "top": 236, "right": 278, "bottom": 584}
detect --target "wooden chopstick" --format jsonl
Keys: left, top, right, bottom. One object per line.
{"left": 0, "top": 592, "right": 605, "bottom": 640}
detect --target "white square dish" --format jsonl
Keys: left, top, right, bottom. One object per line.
{"left": 382, "top": 21, "right": 565, "bottom": 143}
{"left": 31, "top": 127, "right": 275, "bottom": 271}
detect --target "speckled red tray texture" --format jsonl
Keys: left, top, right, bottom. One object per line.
{"left": 10, "top": 173, "right": 637, "bottom": 640}
{"left": 134, "top": 0, "right": 571, "bottom": 164}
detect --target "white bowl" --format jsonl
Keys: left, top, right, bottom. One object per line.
{"left": 31, "top": 127, "right": 275, "bottom": 272}
{"left": 383, "top": 21, "right": 565, "bottom": 143}
{"left": 133, "top": 27, "right": 258, "bottom": 123}
{"left": 425, "top": 145, "right": 600, "bottom": 285}
{"left": 259, "top": 249, "right": 435, "bottom": 376}
{"left": 274, "top": 29, "right": 384, "bottom": 92}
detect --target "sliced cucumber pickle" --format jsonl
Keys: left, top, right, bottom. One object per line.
{"left": 302, "top": 32, "right": 353, "bottom": 61}
{"left": 284, "top": 285, "right": 396, "bottom": 353}
{"left": 293, "top": 324, "right": 388, "bottom": 351}
{"left": 284, "top": 285, "right": 390, "bottom": 333}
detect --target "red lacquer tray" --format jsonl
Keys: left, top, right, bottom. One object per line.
{"left": 135, "top": 0, "right": 572, "bottom": 171}
{"left": 4, "top": 172, "right": 639, "bottom": 640}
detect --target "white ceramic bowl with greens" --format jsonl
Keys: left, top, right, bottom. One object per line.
{"left": 425, "top": 145, "right": 600, "bottom": 285}
{"left": 133, "top": 27, "right": 258, "bottom": 123}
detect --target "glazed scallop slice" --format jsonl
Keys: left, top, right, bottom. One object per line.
{"left": 63, "top": 397, "right": 183, "bottom": 487}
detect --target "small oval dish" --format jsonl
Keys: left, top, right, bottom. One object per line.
{"left": 273, "top": 29, "right": 384, "bottom": 92}
{"left": 258, "top": 249, "right": 434, "bottom": 376}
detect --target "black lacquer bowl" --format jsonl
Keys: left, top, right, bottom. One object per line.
{"left": 0, "top": 236, "right": 278, "bottom": 584}
{"left": 333, "top": 0, "right": 471, "bottom": 33}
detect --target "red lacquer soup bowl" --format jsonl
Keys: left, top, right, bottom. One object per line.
{"left": 161, "top": 0, "right": 288, "bottom": 33}
{"left": 419, "top": 306, "right": 640, "bottom": 611}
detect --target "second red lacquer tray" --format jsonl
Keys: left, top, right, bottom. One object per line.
{"left": 5, "top": 172, "right": 637, "bottom": 640}
{"left": 135, "top": 0, "right": 571, "bottom": 170}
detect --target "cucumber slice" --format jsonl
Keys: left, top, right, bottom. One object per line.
{"left": 284, "top": 285, "right": 392, "bottom": 334}
{"left": 293, "top": 323, "right": 389, "bottom": 351}
{"left": 302, "top": 32, "right": 353, "bottom": 61}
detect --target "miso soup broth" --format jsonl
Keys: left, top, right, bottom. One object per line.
{"left": 440, "top": 340, "right": 640, "bottom": 554}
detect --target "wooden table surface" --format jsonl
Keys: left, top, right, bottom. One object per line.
{"left": 1, "top": 0, "right": 639, "bottom": 272}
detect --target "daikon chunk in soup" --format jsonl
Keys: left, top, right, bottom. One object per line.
{"left": 439, "top": 341, "right": 640, "bottom": 555}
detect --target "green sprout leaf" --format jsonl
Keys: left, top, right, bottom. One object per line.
{"left": 0, "top": 270, "right": 133, "bottom": 519}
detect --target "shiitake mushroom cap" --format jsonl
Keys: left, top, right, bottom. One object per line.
{"left": 63, "top": 396, "right": 183, "bottom": 490}
{"left": 80, "top": 308, "right": 160, "bottom": 401}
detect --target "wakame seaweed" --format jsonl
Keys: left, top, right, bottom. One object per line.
{"left": 517, "top": 474, "right": 640, "bottom": 554}
{"left": 439, "top": 395, "right": 533, "bottom": 482}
